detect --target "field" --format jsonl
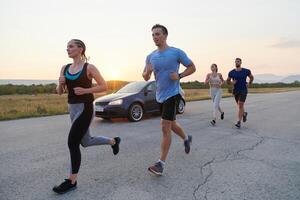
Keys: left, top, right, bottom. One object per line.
{"left": 0, "top": 87, "right": 299, "bottom": 121}
{"left": 185, "top": 87, "right": 300, "bottom": 101}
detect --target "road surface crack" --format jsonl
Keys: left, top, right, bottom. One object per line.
{"left": 193, "top": 158, "right": 215, "bottom": 200}
{"left": 236, "top": 128, "right": 265, "bottom": 158}
{"left": 193, "top": 128, "right": 266, "bottom": 200}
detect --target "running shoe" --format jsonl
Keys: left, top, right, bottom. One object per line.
{"left": 184, "top": 135, "right": 192, "bottom": 154}
{"left": 148, "top": 162, "right": 164, "bottom": 176}
{"left": 243, "top": 112, "right": 248, "bottom": 122}
{"left": 53, "top": 179, "right": 77, "bottom": 194}
{"left": 221, "top": 112, "right": 224, "bottom": 120}
{"left": 235, "top": 121, "right": 241, "bottom": 129}
{"left": 111, "top": 137, "right": 121, "bottom": 155}
{"left": 210, "top": 119, "right": 216, "bottom": 126}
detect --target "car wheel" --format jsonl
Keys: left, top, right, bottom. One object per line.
{"left": 128, "top": 103, "right": 144, "bottom": 122}
{"left": 177, "top": 98, "right": 185, "bottom": 114}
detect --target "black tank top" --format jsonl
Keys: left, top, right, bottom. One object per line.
{"left": 64, "top": 63, "right": 94, "bottom": 104}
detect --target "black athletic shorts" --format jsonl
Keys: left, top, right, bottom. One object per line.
{"left": 234, "top": 91, "right": 247, "bottom": 103}
{"left": 159, "top": 94, "right": 181, "bottom": 121}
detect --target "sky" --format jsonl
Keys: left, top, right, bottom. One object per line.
{"left": 1, "top": 0, "right": 300, "bottom": 81}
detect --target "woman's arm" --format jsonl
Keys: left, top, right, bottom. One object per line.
{"left": 73, "top": 64, "right": 107, "bottom": 95}
{"left": 56, "top": 65, "right": 66, "bottom": 95}
{"left": 204, "top": 73, "right": 211, "bottom": 85}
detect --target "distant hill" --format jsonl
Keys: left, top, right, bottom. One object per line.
{"left": 254, "top": 74, "right": 300, "bottom": 83}
{"left": 281, "top": 75, "right": 300, "bottom": 83}
{"left": 254, "top": 74, "right": 283, "bottom": 83}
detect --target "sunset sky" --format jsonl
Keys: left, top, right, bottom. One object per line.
{"left": 1, "top": 0, "right": 300, "bottom": 81}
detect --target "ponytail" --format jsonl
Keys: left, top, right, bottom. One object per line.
{"left": 72, "top": 39, "right": 89, "bottom": 62}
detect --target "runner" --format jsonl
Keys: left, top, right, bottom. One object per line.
{"left": 227, "top": 58, "right": 254, "bottom": 128}
{"left": 142, "top": 24, "right": 196, "bottom": 175}
{"left": 53, "top": 39, "right": 121, "bottom": 194}
{"left": 205, "top": 64, "right": 225, "bottom": 125}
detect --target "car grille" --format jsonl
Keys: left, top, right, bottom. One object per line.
{"left": 95, "top": 102, "right": 109, "bottom": 106}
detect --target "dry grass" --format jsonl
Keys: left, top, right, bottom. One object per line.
{"left": 185, "top": 87, "right": 300, "bottom": 101}
{"left": 0, "top": 87, "right": 299, "bottom": 120}
{"left": 184, "top": 89, "right": 231, "bottom": 101}
{"left": 0, "top": 94, "right": 68, "bottom": 120}
{"left": 248, "top": 87, "right": 300, "bottom": 93}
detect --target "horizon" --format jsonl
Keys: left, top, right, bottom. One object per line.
{"left": 1, "top": 72, "right": 300, "bottom": 81}
{"left": 1, "top": 71, "right": 300, "bottom": 85}
{"left": 1, "top": 0, "right": 300, "bottom": 81}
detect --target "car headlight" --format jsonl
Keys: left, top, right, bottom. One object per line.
{"left": 108, "top": 99, "right": 123, "bottom": 105}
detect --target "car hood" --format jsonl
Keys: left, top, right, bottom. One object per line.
{"left": 94, "top": 92, "right": 136, "bottom": 102}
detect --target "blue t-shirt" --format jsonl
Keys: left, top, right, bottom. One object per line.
{"left": 228, "top": 68, "right": 251, "bottom": 93}
{"left": 145, "top": 47, "right": 192, "bottom": 103}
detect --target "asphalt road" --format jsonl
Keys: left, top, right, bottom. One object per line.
{"left": 1, "top": 91, "right": 300, "bottom": 200}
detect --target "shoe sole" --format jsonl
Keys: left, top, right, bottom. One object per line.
{"left": 53, "top": 186, "right": 77, "bottom": 194}
{"left": 148, "top": 167, "right": 162, "bottom": 176}
{"left": 235, "top": 124, "right": 241, "bottom": 129}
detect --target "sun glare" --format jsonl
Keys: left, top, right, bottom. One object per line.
{"left": 109, "top": 70, "right": 121, "bottom": 81}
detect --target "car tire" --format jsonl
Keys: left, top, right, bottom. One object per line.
{"left": 177, "top": 98, "right": 185, "bottom": 114}
{"left": 128, "top": 103, "right": 144, "bottom": 122}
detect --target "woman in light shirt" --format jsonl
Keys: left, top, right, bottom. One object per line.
{"left": 205, "top": 64, "right": 225, "bottom": 125}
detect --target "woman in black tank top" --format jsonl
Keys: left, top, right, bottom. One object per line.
{"left": 53, "top": 39, "right": 121, "bottom": 194}
{"left": 63, "top": 62, "right": 94, "bottom": 103}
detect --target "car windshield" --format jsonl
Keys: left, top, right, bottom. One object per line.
{"left": 116, "top": 81, "right": 148, "bottom": 93}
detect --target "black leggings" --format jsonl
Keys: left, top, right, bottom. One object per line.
{"left": 68, "top": 102, "right": 93, "bottom": 174}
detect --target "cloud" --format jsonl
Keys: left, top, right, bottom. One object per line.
{"left": 270, "top": 38, "right": 300, "bottom": 48}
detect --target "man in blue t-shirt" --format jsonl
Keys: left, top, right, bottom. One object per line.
{"left": 142, "top": 24, "right": 196, "bottom": 176}
{"left": 227, "top": 58, "right": 254, "bottom": 128}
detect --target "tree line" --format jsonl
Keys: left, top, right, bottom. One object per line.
{"left": 180, "top": 81, "right": 300, "bottom": 89}
{"left": 0, "top": 81, "right": 299, "bottom": 95}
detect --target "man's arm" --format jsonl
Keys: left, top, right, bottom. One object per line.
{"left": 219, "top": 73, "right": 225, "bottom": 86}
{"left": 226, "top": 76, "right": 232, "bottom": 85}
{"left": 142, "top": 63, "right": 153, "bottom": 81}
{"left": 248, "top": 73, "right": 254, "bottom": 85}
{"left": 246, "top": 73, "right": 254, "bottom": 88}
{"left": 227, "top": 77, "right": 237, "bottom": 85}
{"left": 179, "top": 62, "right": 196, "bottom": 78}
{"left": 170, "top": 62, "right": 196, "bottom": 80}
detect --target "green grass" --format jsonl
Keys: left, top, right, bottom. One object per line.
{"left": 0, "top": 87, "right": 299, "bottom": 121}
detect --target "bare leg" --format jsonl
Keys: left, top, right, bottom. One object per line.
{"left": 160, "top": 119, "right": 172, "bottom": 161}
{"left": 238, "top": 102, "right": 244, "bottom": 122}
{"left": 69, "top": 174, "right": 77, "bottom": 184}
{"left": 171, "top": 121, "right": 186, "bottom": 140}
